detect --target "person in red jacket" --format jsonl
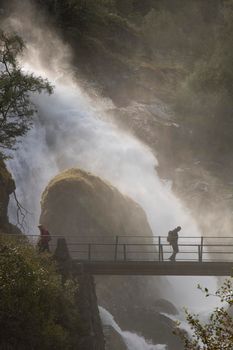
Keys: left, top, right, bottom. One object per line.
{"left": 38, "top": 224, "right": 51, "bottom": 253}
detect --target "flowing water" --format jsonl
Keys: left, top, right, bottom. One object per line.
{"left": 8, "top": 67, "right": 200, "bottom": 237}
{"left": 99, "top": 306, "right": 166, "bottom": 350}
{"left": 5, "top": 9, "right": 219, "bottom": 349}
{"left": 7, "top": 63, "right": 219, "bottom": 348}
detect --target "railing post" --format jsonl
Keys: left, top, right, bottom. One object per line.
{"left": 200, "top": 236, "right": 203, "bottom": 262}
{"left": 161, "top": 244, "right": 164, "bottom": 262}
{"left": 114, "top": 235, "right": 119, "bottom": 261}
{"left": 88, "top": 243, "right": 91, "bottom": 261}
{"left": 123, "top": 244, "right": 127, "bottom": 261}
{"left": 198, "top": 237, "right": 204, "bottom": 262}
{"left": 198, "top": 245, "right": 201, "bottom": 262}
{"left": 159, "top": 236, "right": 161, "bottom": 262}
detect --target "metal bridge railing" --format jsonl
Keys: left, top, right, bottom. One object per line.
{"left": 1, "top": 233, "right": 233, "bottom": 263}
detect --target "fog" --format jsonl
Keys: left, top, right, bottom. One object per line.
{"left": 3, "top": 1, "right": 223, "bottom": 348}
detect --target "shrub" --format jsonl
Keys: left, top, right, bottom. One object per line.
{"left": 0, "top": 235, "right": 81, "bottom": 349}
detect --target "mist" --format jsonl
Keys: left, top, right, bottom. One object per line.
{"left": 2, "top": 1, "right": 225, "bottom": 348}
{"left": 99, "top": 306, "right": 166, "bottom": 350}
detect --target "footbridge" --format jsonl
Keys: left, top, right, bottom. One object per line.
{"left": 49, "top": 235, "right": 233, "bottom": 276}
{"left": 6, "top": 234, "right": 233, "bottom": 276}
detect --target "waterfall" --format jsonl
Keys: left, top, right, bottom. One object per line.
{"left": 7, "top": 42, "right": 219, "bottom": 308}
{"left": 99, "top": 306, "right": 166, "bottom": 350}
{"left": 5, "top": 7, "right": 219, "bottom": 348}
{"left": 7, "top": 57, "right": 219, "bottom": 329}
{"left": 7, "top": 0, "right": 200, "bottom": 249}
{"left": 9, "top": 73, "right": 200, "bottom": 238}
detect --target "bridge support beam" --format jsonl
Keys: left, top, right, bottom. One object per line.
{"left": 74, "top": 261, "right": 233, "bottom": 276}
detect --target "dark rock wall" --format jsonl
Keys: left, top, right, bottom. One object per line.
{"left": 55, "top": 239, "right": 105, "bottom": 350}
{"left": 76, "top": 273, "right": 105, "bottom": 350}
{"left": 0, "top": 159, "right": 16, "bottom": 232}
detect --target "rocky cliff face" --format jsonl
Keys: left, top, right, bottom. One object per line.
{"left": 0, "top": 159, "right": 16, "bottom": 233}
{"left": 40, "top": 168, "right": 181, "bottom": 349}
{"left": 76, "top": 273, "right": 106, "bottom": 350}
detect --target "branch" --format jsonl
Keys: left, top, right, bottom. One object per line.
{"left": 12, "top": 191, "right": 33, "bottom": 232}
{"left": 2, "top": 54, "right": 12, "bottom": 77}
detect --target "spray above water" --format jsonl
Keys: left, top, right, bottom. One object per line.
{"left": 99, "top": 306, "right": 166, "bottom": 350}
{"left": 7, "top": 53, "right": 218, "bottom": 309}
{"left": 6, "top": 7, "right": 219, "bottom": 344}
{"left": 6, "top": 1, "right": 200, "bottom": 238}
{"left": 9, "top": 71, "right": 200, "bottom": 239}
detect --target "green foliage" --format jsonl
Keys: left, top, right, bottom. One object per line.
{"left": 0, "top": 30, "right": 53, "bottom": 158}
{"left": 0, "top": 235, "right": 81, "bottom": 350}
{"left": 175, "top": 279, "right": 233, "bottom": 349}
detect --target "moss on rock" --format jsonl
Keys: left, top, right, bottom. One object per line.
{"left": 40, "top": 168, "right": 153, "bottom": 239}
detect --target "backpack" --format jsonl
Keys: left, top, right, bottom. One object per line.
{"left": 167, "top": 231, "right": 172, "bottom": 243}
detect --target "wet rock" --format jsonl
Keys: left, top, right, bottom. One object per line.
{"left": 0, "top": 159, "right": 15, "bottom": 228}
{"left": 153, "top": 298, "right": 178, "bottom": 315}
{"left": 103, "top": 326, "right": 127, "bottom": 350}
{"left": 0, "top": 159, "right": 20, "bottom": 234}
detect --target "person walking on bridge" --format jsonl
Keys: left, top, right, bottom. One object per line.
{"left": 167, "top": 226, "right": 181, "bottom": 261}
{"left": 38, "top": 224, "right": 51, "bottom": 253}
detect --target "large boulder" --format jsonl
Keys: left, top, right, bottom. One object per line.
{"left": 40, "top": 168, "right": 153, "bottom": 240}
{"left": 40, "top": 168, "right": 181, "bottom": 349}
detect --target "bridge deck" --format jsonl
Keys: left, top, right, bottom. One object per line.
{"left": 74, "top": 261, "right": 233, "bottom": 276}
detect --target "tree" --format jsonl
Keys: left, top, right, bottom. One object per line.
{"left": 0, "top": 30, "right": 53, "bottom": 158}
{"left": 175, "top": 279, "right": 233, "bottom": 349}
{"left": 0, "top": 235, "right": 81, "bottom": 349}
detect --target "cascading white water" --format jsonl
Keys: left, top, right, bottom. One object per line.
{"left": 5, "top": 9, "right": 219, "bottom": 348}
{"left": 99, "top": 306, "right": 166, "bottom": 350}
{"left": 6, "top": 11, "right": 200, "bottom": 239}
{"left": 9, "top": 74, "right": 200, "bottom": 237}
{"left": 8, "top": 48, "right": 219, "bottom": 301}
